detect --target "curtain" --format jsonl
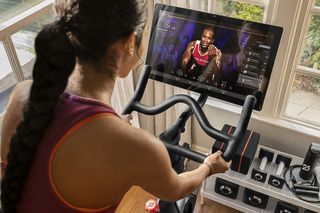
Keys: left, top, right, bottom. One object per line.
{"left": 136, "top": 0, "right": 215, "bottom": 145}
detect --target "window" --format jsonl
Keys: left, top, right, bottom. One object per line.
{"left": 0, "top": 0, "right": 53, "bottom": 116}
{"left": 0, "top": 0, "right": 45, "bottom": 23}
{"left": 0, "top": 42, "right": 17, "bottom": 115}
{"left": 283, "top": 0, "right": 320, "bottom": 127}
{"left": 12, "top": 11, "right": 54, "bottom": 79}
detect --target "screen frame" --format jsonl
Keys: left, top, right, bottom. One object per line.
{"left": 146, "top": 4, "right": 283, "bottom": 111}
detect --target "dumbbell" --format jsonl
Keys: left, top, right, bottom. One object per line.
{"left": 268, "top": 154, "right": 292, "bottom": 189}
{"left": 251, "top": 148, "right": 274, "bottom": 183}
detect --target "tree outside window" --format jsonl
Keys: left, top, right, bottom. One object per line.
{"left": 216, "top": 0, "right": 265, "bottom": 22}
{"left": 300, "top": 15, "right": 320, "bottom": 71}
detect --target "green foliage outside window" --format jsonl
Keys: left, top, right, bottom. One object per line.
{"left": 216, "top": 0, "right": 264, "bottom": 22}
{"left": 315, "top": 0, "right": 320, "bottom": 6}
{"left": 300, "top": 15, "right": 320, "bottom": 71}
{"left": 292, "top": 74, "right": 320, "bottom": 94}
{"left": 297, "top": 13, "right": 320, "bottom": 95}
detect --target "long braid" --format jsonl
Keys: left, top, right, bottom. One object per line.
{"left": 1, "top": 20, "right": 76, "bottom": 213}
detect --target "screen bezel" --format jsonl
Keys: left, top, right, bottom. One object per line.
{"left": 146, "top": 4, "right": 283, "bottom": 111}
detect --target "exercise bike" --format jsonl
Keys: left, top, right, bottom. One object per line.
{"left": 122, "top": 65, "right": 256, "bottom": 213}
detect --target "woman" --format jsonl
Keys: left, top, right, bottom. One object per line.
{"left": 0, "top": 0, "right": 230, "bottom": 212}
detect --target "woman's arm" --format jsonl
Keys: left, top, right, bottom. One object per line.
{"left": 120, "top": 126, "right": 230, "bottom": 202}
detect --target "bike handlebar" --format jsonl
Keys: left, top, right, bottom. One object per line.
{"left": 122, "top": 65, "right": 256, "bottom": 162}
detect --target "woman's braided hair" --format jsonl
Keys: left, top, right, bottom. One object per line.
{"left": 1, "top": 0, "right": 147, "bottom": 212}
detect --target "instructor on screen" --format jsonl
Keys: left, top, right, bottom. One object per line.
{"left": 180, "top": 27, "right": 222, "bottom": 85}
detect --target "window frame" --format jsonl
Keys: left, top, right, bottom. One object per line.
{"left": 278, "top": 0, "right": 320, "bottom": 129}
{"left": 0, "top": 0, "right": 53, "bottom": 81}
{"left": 0, "top": 0, "right": 53, "bottom": 117}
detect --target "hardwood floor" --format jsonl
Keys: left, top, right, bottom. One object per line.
{"left": 194, "top": 195, "right": 241, "bottom": 213}
{"left": 116, "top": 186, "right": 241, "bottom": 213}
{"left": 116, "top": 186, "right": 156, "bottom": 213}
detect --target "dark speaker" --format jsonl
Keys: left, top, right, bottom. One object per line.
{"left": 274, "top": 201, "right": 298, "bottom": 213}
{"left": 215, "top": 177, "right": 239, "bottom": 199}
{"left": 211, "top": 124, "right": 260, "bottom": 175}
{"left": 243, "top": 188, "right": 269, "bottom": 209}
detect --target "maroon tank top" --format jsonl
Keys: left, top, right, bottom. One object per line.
{"left": 192, "top": 40, "right": 209, "bottom": 67}
{"left": 18, "top": 93, "right": 120, "bottom": 213}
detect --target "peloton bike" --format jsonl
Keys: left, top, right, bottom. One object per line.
{"left": 123, "top": 4, "right": 282, "bottom": 213}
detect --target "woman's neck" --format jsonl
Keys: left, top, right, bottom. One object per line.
{"left": 66, "top": 63, "right": 116, "bottom": 106}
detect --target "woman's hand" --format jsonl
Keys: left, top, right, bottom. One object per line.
{"left": 203, "top": 150, "right": 231, "bottom": 176}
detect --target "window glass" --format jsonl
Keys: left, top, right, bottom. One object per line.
{"left": 299, "top": 15, "right": 320, "bottom": 71}
{"left": 12, "top": 11, "right": 55, "bottom": 79}
{"left": 216, "top": 0, "right": 265, "bottom": 22}
{"left": 0, "top": 0, "right": 44, "bottom": 23}
{"left": 285, "top": 73, "right": 320, "bottom": 125}
{"left": 284, "top": 5, "right": 320, "bottom": 127}
{"left": 0, "top": 42, "right": 17, "bottom": 115}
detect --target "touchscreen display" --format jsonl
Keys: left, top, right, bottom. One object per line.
{"left": 146, "top": 4, "right": 283, "bottom": 110}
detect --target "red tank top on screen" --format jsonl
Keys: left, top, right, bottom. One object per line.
{"left": 17, "top": 93, "right": 120, "bottom": 213}
{"left": 192, "top": 40, "right": 210, "bottom": 67}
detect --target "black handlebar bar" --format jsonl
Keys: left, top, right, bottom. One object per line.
{"left": 122, "top": 65, "right": 256, "bottom": 162}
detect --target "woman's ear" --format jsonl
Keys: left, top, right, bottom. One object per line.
{"left": 124, "top": 32, "right": 137, "bottom": 56}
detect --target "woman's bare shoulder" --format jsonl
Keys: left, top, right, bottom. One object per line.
{"left": 58, "top": 113, "right": 161, "bottom": 156}
{"left": 4, "top": 80, "right": 32, "bottom": 125}
{"left": 75, "top": 114, "right": 167, "bottom": 165}
{"left": 89, "top": 115, "right": 159, "bottom": 148}
{"left": 95, "top": 116, "right": 169, "bottom": 169}
{"left": 8, "top": 80, "right": 32, "bottom": 105}
{"left": 1, "top": 80, "right": 32, "bottom": 159}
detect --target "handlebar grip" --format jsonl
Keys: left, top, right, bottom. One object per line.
{"left": 221, "top": 95, "right": 256, "bottom": 161}
{"left": 122, "top": 65, "right": 151, "bottom": 115}
{"left": 221, "top": 138, "right": 236, "bottom": 162}
{"left": 164, "top": 143, "right": 206, "bottom": 163}
{"left": 234, "top": 95, "right": 256, "bottom": 137}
